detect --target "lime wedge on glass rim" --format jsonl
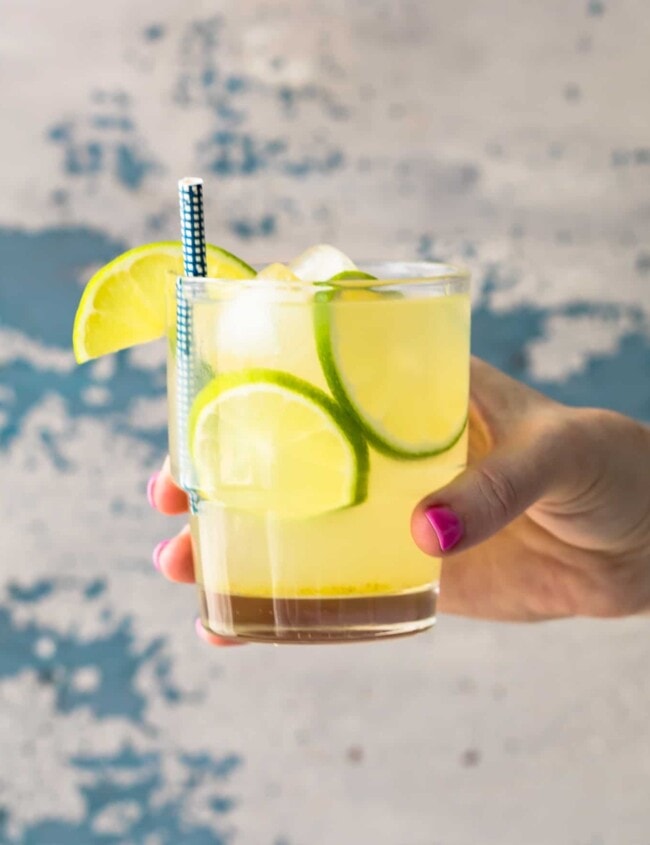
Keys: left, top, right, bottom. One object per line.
{"left": 188, "top": 369, "right": 369, "bottom": 518}
{"left": 314, "top": 282, "right": 469, "bottom": 459}
{"left": 72, "top": 241, "right": 255, "bottom": 363}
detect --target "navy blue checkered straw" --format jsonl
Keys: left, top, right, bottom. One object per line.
{"left": 177, "top": 177, "right": 208, "bottom": 513}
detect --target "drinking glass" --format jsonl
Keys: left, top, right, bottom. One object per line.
{"left": 167, "top": 262, "right": 471, "bottom": 643}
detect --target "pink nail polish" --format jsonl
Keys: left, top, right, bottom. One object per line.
{"left": 152, "top": 539, "right": 170, "bottom": 571}
{"left": 146, "top": 472, "right": 159, "bottom": 508}
{"left": 424, "top": 506, "right": 463, "bottom": 552}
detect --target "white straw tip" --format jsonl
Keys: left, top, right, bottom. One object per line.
{"left": 178, "top": 176, "right": 203, "bottom": 188}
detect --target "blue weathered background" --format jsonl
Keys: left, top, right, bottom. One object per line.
{"left": 1, "top": 1, "right": 649, "bottom": 843}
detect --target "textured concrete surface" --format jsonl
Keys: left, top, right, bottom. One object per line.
{"left": 1, "top": 1, "right": 649, "bottom": 843}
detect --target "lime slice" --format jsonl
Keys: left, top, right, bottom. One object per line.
{"left": 188, "top": 369, "right": 369, "bottom": 518}
{"left": 73, "top": 242, "right": 255, "bottom": 363}
{"left": 315, "top": 289, "right": 470, "bottom": 459}
{"left": 328, "top": 270, "right": 377, "bottom": 283}
{"left": 289, "top": 244, "right": 357, "bottom": 282}
{"left": 256, "top": 263, "right": 300, "bottom": 281}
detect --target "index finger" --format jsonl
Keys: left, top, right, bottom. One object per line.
{"left": 148, "top": 456, "right": 189, "bottom": 515}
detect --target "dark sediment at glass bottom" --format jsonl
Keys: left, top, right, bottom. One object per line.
{"left": 198, "top": 587, "right": 437, "bottom": 643}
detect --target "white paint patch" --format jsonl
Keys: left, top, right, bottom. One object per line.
{"left": 0, "top": 328, "right": 75, "bottom": 373}
{"left": 0, "top": 673, "right": 85, "bottom": 830}
{"left": 92, "top": 801, "right": 141, "bottom": 835}
{"left": 82, "top": 385, "right": 111, "bottom": 406}
{"left": 527, "top": 311, "right": 644, "bottom": 382}
{"left": 34, "top": 636, "right": 57, "bottom": 659}
{"left": 127, "top": 395, "right": 168, "bottom": 431}
{"left": 90, "top": 356, "right": 117, "bottom": 382}
{"left": 72, "top": 666, "right": 101, "bottom": 693}
{"left": 128, "top": 341, "right": 166, "bottom": 371}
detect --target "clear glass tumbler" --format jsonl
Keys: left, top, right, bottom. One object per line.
{"left": 167, "top": 262, "right": 471, "bottom": 643}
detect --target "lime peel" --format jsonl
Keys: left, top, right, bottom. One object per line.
{"left": 188, "top": 368, "right": 369, "bottom": 517}
{"left": 73, "top": 241, "right": 255, "bottom": 363}
{"left": 327, "top": 270, "right": 377, "bottom": 282}
{"left": 314, "top": 290, "right": 469, "bottom": 459}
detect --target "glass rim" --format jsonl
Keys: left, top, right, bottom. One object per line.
{"left": 177, "top": 260, "right": 470, "bottom": 296}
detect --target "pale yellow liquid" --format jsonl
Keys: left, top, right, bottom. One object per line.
{"left": 169, "top": 284, "right": 470, "bottom": 641}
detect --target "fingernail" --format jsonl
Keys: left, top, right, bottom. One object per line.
{"left": 146, "top": 472, "right": 159, "bottom": 508}
{"left": 195, "top": 617, "right": 207, "bottom": 639}
{"left": 424, "top": 506, "right": 463, "bottom": 552}
{"left": 152, "top": 539, "right": 170, "bottom": 571}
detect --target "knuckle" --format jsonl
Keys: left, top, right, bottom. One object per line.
{"left": 564, "top": 406, "right": 630, "bottom": 449}
{"left": 525, "top": 406, "right": 615, "bottom": 488}
{"left": 552, "top": 406, "right": 645, "bottom": 483}
{"left": 527, "top": 406, "right": 582, "bottom": 456}
{"left": 474, "top": 463, "right": 519, "bottom": 523}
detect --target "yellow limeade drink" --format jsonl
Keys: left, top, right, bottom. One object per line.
{"left": 72, "top": 236, "right": 470, "bottom": 645}
{"left": 170, "top": 249, "right": 471, "bottom": 642}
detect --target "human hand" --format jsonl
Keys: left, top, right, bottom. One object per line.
{"left": 147, "top": 461, "right": 244, "bottom": 647}
{"left": 149, "top": 357, "right": 650, "bottom": 641}
{"left": 412, "top": 358, "right": 650, "bottom": 620}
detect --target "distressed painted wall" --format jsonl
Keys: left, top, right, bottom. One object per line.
{"left": 0, "top": 1, "right": 649, "bottom": 843}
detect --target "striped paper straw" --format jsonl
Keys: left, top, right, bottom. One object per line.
{"left": 177, "top": 177, "right": 208, "bottom": 512}
{"left": 178, "top": 177, "right": 208, "bottom": 277}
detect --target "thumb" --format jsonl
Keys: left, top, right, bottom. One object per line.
{"left": 411, "top": 422, "right": 569, "bottom": 556}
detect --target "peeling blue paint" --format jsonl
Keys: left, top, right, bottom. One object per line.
{"left": 115, "top": 143, "right": 157, "bottom": 189}
{"left": 71, "top": 746, "right": 159, "bottom": 770}
{"left": 472, "top": 286, "right": 650, "bottom": 422}
{"left": 64, "top": 141, "right": 104, "bottom": 176}
{"left": 225, "top": 75, "right": 247, "bottom": 94}
{"left": 0, "top": 226, "right": 168, "bottom": 455}
{"left": 210, "top": 796, "right": 236, "bottom": 813}
{"left": 143, "top": 23, "right": 166, "bottom": 41}
{"left": 229, "top": 214, "right": 277, "bottom": 239}
{"left": 47, "top": 102, "right": 158, "bottom": 190}
{"left": 48, "top": 122, "right": 72, "bottom": 143}
{"left": 200, "top": 131, "right": 286, "bottom": 176}
{"left": 611, "top": 149, "right": 630, "bottom": 167}
{"left": 282, "top": 148, "right": 344, "bottom": 177}
{"left": 7, "top": 579, "right": 55, "bottom": 603}
{"left": 416, "top": 234, "right": 446, "bottom": 262}
{"left": 179, "top": 752, "right": 241, "bottom": 785}
{"left": 170, "top": 14, "right": 350, "bottom": 180}
{"left": 0, "top": 227, "right": 125, "bottom": 347}
{"left": 84, "top": 579, "right": 107, "bottom": 599}
{"left": 611, "top": 148, "right": 650, "bottom": 167}
{"left": 636, "top": 253, "right": 650, "bottom": 275}
{"left": 51, "top": 188, "right": 69, "bottom": 206}
{"left": 40, "top": 428, "right": 73, "bottom": 471}
{"left": 0, "top": 581, "right": 184, "bottom": 723}
{"left": 92, "top": 115, "right": 135, "bottom": 132}
{"left": 277, "top": 84, "right": 349, "bottom": 121}
{"left": 564, "top": 83, "right": 582, "bottom": 102}
{"left": 0, "top": 354, "right": 167, "bottom": 455}
{"left": 4, "top": 744, "right": 240, "bottom": 844}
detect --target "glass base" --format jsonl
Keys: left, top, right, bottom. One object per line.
{"left": 198, "top": 586, "right": 437, "bottom": 644}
